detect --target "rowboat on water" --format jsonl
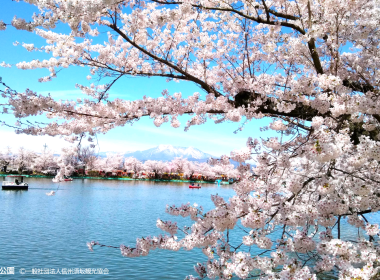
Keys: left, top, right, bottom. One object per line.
{"left": 63, "top": 176, "right": 73, "bottom": 181}
{"left": 189, "top": 183, "right": 201, "bottom": 189}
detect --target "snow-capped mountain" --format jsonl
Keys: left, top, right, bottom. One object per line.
{"left": 123, "top": 145, "right": 214, "bottom": 162}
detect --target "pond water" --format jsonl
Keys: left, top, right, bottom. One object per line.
{"left": 0, "top": 178, "right": 377, "bottom": 279}
{"left": 0, "top": 178, "right": 235, "bottom": 279}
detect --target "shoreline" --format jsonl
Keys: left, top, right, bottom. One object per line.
{"left": 0, "top": 174, "right": 231, "bottom": 184}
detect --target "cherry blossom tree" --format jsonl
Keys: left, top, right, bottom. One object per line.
{"left": 186, "top": 160, "right": 199, "bottom": 179}
{"left": 124, "top": 156, "right": 143, "bottom": 177}
{"left": 0, "top": 147, "right": 13, "bottom": 173}
{"left": 77, "top": 145, "right": 98, "bottom": 172}
{"left": 94, "top": 153, "right": 124, "bottom": 173}
{"left": 171, "top": 157, "right": 190, "bottom": 176}
{"left": 212, "top": 163, "right": 238, "bottom": 180}
{"left": 196, "top": 162, "right": 215, "bottom": 181}
{"left": 1, "top": 0, "right": 380, "bottom": 279}
{"left": 143, "top": 160, "right": 166, "bottom": 179}
{"left": 14, "top": 147, "right": 36, "bottom": 174}
{"left": 32, "top": 148, "right": 57, "bottom": 173}
{"left": 163, "top": 161, "right": 177, "bottom": 178}
{"left": 54, "top": 146, "right": 79, "bottom": 181}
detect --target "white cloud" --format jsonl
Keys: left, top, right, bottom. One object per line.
{"left": 0, "top": 129, "right": 154, "bottom": 154}
{"left": 0, "top": 130, "right": 68, "bottom": 152}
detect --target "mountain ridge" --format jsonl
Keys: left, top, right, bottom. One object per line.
{"left": 122, "top": 145, "right": 215, "bottom": 162}
{"left": 97, "top": 145, "right": 240, "bottom": 167}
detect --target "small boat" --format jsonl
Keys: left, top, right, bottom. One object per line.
{"left": 63, "top": 176, "right": 73, "bottom": 181}
{"left": 189, "top": 185, "right": 201, "bottom": 189}
{"left": 2, "top": 175, "right": 28, "bottom": 190}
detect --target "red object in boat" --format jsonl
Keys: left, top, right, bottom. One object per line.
{"left": 189, "top": 185, "right": 201, "bottom": 189}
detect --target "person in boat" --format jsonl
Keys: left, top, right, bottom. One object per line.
{"left": 15, "top": 179, "right": 19, "bottom": 185}
{"left": 197, "top": 183, "right": 200, "bottom": 187}
{"left": 191, "top": 182, "right": 194, "bottom": 186}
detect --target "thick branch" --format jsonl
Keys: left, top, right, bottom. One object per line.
{"left": 307, "top": 38, "right": 324, "bottom": 74}
{"left": 107, "top": 23, "right": 224, "bottom": 98}
{"left": 343, "top": 79, "right": 375, "bottom": 93}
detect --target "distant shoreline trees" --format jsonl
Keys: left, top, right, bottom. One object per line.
{"left": 0, "top": 146, "right": 239, "bottom": 182}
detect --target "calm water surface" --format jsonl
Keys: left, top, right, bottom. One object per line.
{"left": 0, "top": 178, "right": 235, "bottom": 279}
{"left": 1, "top": 178, "right": 378, "bottom": 279}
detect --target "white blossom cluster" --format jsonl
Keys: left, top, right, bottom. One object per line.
{"left": 2, "top": 0, "right": 380, "bottom": 278}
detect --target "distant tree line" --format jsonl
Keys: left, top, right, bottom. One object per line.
{"left": 0, "top": 146, "right": 239, "bottom": 181}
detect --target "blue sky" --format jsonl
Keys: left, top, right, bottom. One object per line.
{"left": 0, "top": 1, "right": 275, "bottom": 156}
